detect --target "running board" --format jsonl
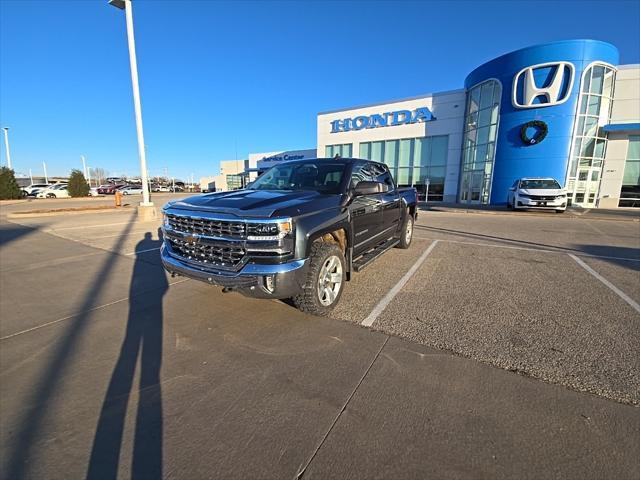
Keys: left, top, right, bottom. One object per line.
{"left": 352, "top": 237, "right": 399, "bottom": 272}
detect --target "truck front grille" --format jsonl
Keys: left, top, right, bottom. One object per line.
{"left": 167, "top": 214, "right": 245, "bottom": 238}
{"left": 168, "top": 237, "right": 245, "bottom": 268}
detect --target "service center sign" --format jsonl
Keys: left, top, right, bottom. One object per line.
{"left": 330, "top": 107, "right": 435, "bottom": 133}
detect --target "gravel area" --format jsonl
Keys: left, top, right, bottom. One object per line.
{"left": 372, "top": 241, "right": 640, "bottom": 405}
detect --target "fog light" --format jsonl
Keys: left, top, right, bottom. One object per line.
{"left": 264, "top": 275, "right": 275, "bottom": 293}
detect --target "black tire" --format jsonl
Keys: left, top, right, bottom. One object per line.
{"left": 292, "top": 242, "right": 346, "bottom": 316}
{"left": 396, "top": 212, "right": 414, "bottom": 249}
{"left": 46, "top": 193, "right": 55, "bottom": 198}
{"left": 507, "top": 197, "right": 514, "bottom": 210}
{"left": 555, "top": 209, "right": 565, "bottom": 213}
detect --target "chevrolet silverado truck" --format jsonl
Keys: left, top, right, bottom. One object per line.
{"left": 161, "top": 157, "right": 418, "bottom": 315}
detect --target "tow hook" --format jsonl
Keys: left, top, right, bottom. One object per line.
{"left": 222, "top": 287, "right": 235, "bottom": 293}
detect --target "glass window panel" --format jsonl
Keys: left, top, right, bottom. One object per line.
{"left": 578, "top": 171, "right": 589, "bottom": 181}
{"left": 429, "top": 166, "right": 446, "bottom": 182}
{"left": 325, "top": 145, "right": 333, "bottom": 157}
{"left": 593, "top": 159, "right": 603, "bottom": 167}
{"left": 569, "top": 156, "right": 579, "bottom": 177}
{"left": 580, "top": 137, "right": 595, "bottom": 157}
{"left": 468, "top": 87, "right": 480, "bottom": 114}
{"left": 572, "top": 138, "right": 582, "bottom": 157}
{"left": 583, "top": 117, "right": 598, "bottom": 138}
{"left": 370, "top": 141, "right": 383, "bottom": 162}
{"left": 466, "top": 111, "right": 478, "bottom": 131}
{"left": 603, "top": 69, "right": 615, "bottom": 98}
{"left": 599, "top": 96, "right": 611, "bottom": 126}
{"left": 576, "top": 116, "right": 586, "bottom": 136}
{"left": 594, "top": 139, "right": 606, "bottom": 158}
{"left": 396, "top": 168, "right": 410, "bottom": 185}
{"left": 628, "top": 136, "right": 640, "bottom": 160}
{"left": 384, "top": 140, "right": 398, "bottom": 169}
{"left": 492, "top": 83, "right": 502, "bottom": 105}
{"left": 478, "top": 108, "right": 492, "bottom": 128}
{"left": 582, "top": 69, "right": 591, "bottom": 93}
{"left": 477, "top": 126, "right": 490, "bottom": 145}
{"left": 416, "top": 138, "right": 431, "bottom": 167}
{"left": 579, "top": 157, "right": 592, "bottom": 167}
{"left": 343, "top": 144, "right": 352, "bottom": 157}
{"left": 412, "top": 167, "right": 428, "bottom": 185}
{"left": 591, "top": 170, "right": 599, "bottom": 181}
{"left": 430, "top": 136, "right": 448, "bottom": 166}
{"left": 590, "top": 65, "right": 604, "bottom": 94}
{"left": 474, "top": 144, "right": 488, "bottom": 168}
{"left": 587, "top": 95, "right": 600, "bottom": 116}
{"left": 579, "top": 95, "right": 589, "bottom": 114}
{"left": 488, "top": 124, "right": 498, "bottom": 143}
{"left": 413, "top": 138, "right": 423, "bottom": 169}
{"left": 359, "top": 142, "right": 370, "bottom": 159}
{"left": 479, "top": 82, "right": 493, "bottom": 109}
{"left": 622, "top": 160, "right": 640, "bottom": 185}
{"left": 398, "top": 139, "right": 412, "bottom": 168}
{"left": 490, "top": 104, "right": 499, "bottom": 125}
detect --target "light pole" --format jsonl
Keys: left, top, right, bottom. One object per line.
{"left": 43, "top": 161, "right": 48, "bottom": 184}
{"left": 87, "top": 166, "right": 92, "bottom": 187}
{"left": 2, "top": 127, "right": 12, "bottom": 170}
{"left": 81, "top": 155, "right": 88, "bottom": 181}
{"left": 109, "top": 0, "right": 153, "bottom": 210}
{"left": 29, "top": 168, "right": 33, "bottom": 185}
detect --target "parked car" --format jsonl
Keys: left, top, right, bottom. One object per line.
{"left": 170, "top": 185, "right": 184, "bottom": 192}
{"left": 97, "top": 184, "right": 125, "bottom": 194}
{"left": 120, "top": 186, "right": 143, "bottom": 195}
{"left": 157, "top": 186, "right": 171, "bottom": 192}
{"left": 22, "top": 183, "right": 52, "bottom": 197}
{"left": 161, "top": 157, "right": 418, "bottom": 315}
{"left": 37, "top": 184, "right": 69, "bottom": 198}
{"left": 89, "top": 187, "right": 101, "bottom": 196}
{"left": 507, "top": 178, "right": 567, "bottom": 212}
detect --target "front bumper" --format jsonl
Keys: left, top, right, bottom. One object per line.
{"left": 161, "top": 244, "right": 308, "bottom": 299}
{"left": 516, "top": 197, "right": 566, "bottom": 209}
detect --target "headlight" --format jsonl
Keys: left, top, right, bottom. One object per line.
{"left": 247, "top": 219, "right": 292, "bottom": 241}
{"left": 556, "top": 194, "right": 567, "bottom": 199}
{"left": 162, "top": 212, "right": 170, "bottom": 227}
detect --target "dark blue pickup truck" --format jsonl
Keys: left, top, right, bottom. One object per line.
{"left": 161, "top": 157, "right": 418, "bottom": 315}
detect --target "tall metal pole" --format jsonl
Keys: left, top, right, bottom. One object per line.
{"left": 29, "top": 168, "right": 33, "bottom": 184}
{"left": 43, "top": 161, "right": 48, "bottom": 183}
{"left": 121, "top": 0, "right": 151, "bottom": 206}
{"left": 2, "top": 128, "right": 12, "bottom": 170}
{"left": 87, "top": 166, "right": 92, "bottom": 187}
{"left": 81, "top": 155, "right": 87, "bottom": 178}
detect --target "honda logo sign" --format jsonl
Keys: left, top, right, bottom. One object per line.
{"left": 512, "top": 62, "right": 575, "bottom": 109}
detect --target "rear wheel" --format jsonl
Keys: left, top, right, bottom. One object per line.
{"left": 396, "top": 213, "right": 413, "bottom": 249}
{"left": 293, "top": 242, "right": 345, "bottom": 316}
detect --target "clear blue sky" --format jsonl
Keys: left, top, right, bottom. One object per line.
{"left": 1, "top": 0, "right": 639, "bottom": 180}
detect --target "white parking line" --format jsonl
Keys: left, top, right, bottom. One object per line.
{"left": 0, "top": 278, "right": 189, "bottom": 341}
{"left": 361, "top": 240, "right": 439, "bottom": 327}
{"left": 412, "top": 236, "right": 640, "bottom": 263}
{"left": 126, "top": 247, "right": 160, "bottom": 255}
{"left": 569, "top": 254, "right": 640, "bottom": 314}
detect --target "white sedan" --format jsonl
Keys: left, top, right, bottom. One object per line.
{"left": 507, "top": 178, "right": 567, "bottom": 212}
{"left": 36, "top": 184, "right": 70, "bottom": 198}
{"left": 120, "top": 186, "right": 143, "bottom": 195}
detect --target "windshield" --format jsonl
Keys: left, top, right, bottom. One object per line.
{"left": 520, "top": 179, "right": 561, "bottom": 190}
{"left": 248, "top": 162, "right": 346, "bottom": 194}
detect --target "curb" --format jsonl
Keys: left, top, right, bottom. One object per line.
{"left": 424, "top": 207, "right": 640, "bottom": 222}
{"left": 7, "top": 207, "right": 134, "bottom": 219}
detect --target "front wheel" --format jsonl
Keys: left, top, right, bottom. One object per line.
{"left": 292, "top": 242, "right": 345, "bottom": 316}
{"left": 46, "top": 193, "right": 55, "bottom": 198}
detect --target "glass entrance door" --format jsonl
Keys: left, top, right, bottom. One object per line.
{"left": 573, "top": 167, "right": 601, "bottom": 207}
{"left": 460, "top": 170, "right": 484, "bottom": 204}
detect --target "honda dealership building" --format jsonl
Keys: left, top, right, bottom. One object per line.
{"left": 317, "top": 40, "right": 639, "bottom": 207}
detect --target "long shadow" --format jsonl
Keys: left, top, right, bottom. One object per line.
{"left": 0, "top": 223, "right": 38, "bottom": 247}
{"left": 2, "top": 215, "right": 137, "bottom": 480}
{"left": 415, "top": 225, "right": 640, "bottom": 269}
{"left": 87, "top": 230, "right": 168, "bottom": 480}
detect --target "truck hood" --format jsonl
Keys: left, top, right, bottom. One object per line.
{"left": 168, "top": 189, "right": 341, "bottom": 218}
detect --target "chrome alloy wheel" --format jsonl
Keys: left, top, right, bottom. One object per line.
{"left": 405, "top": 217, "right": 413, "bottom": 244}
{"left": 317, "top": 255, "right": 343, "bottom": 306}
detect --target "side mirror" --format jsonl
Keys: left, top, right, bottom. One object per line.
{"left": 353, "top": 181, "right": 389, "bottom": 196}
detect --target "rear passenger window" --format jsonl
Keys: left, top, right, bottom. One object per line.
{"left": 350, "top": 161, "right": 374, "bottom": 188}
{"left": 369, "top": 163, "right": 394, "bottom": 189}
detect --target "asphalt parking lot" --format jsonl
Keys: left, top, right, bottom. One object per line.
{"left": 1, "top": 196, "right": 639, "bottom": 479}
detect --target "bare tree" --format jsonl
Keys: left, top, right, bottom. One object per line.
{"left": 90, "top": 167, "right": 108, "bottom": 187}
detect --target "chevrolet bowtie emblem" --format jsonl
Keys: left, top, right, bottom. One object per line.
{"left": 184, "top": 234, "right": 199, "bottom": 244}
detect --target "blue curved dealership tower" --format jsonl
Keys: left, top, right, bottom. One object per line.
{"left": 317, "top": 39, "right": 638, "bottom": 208}
{"left": 465, "top": 40, "right": 619, "bottom": 204}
